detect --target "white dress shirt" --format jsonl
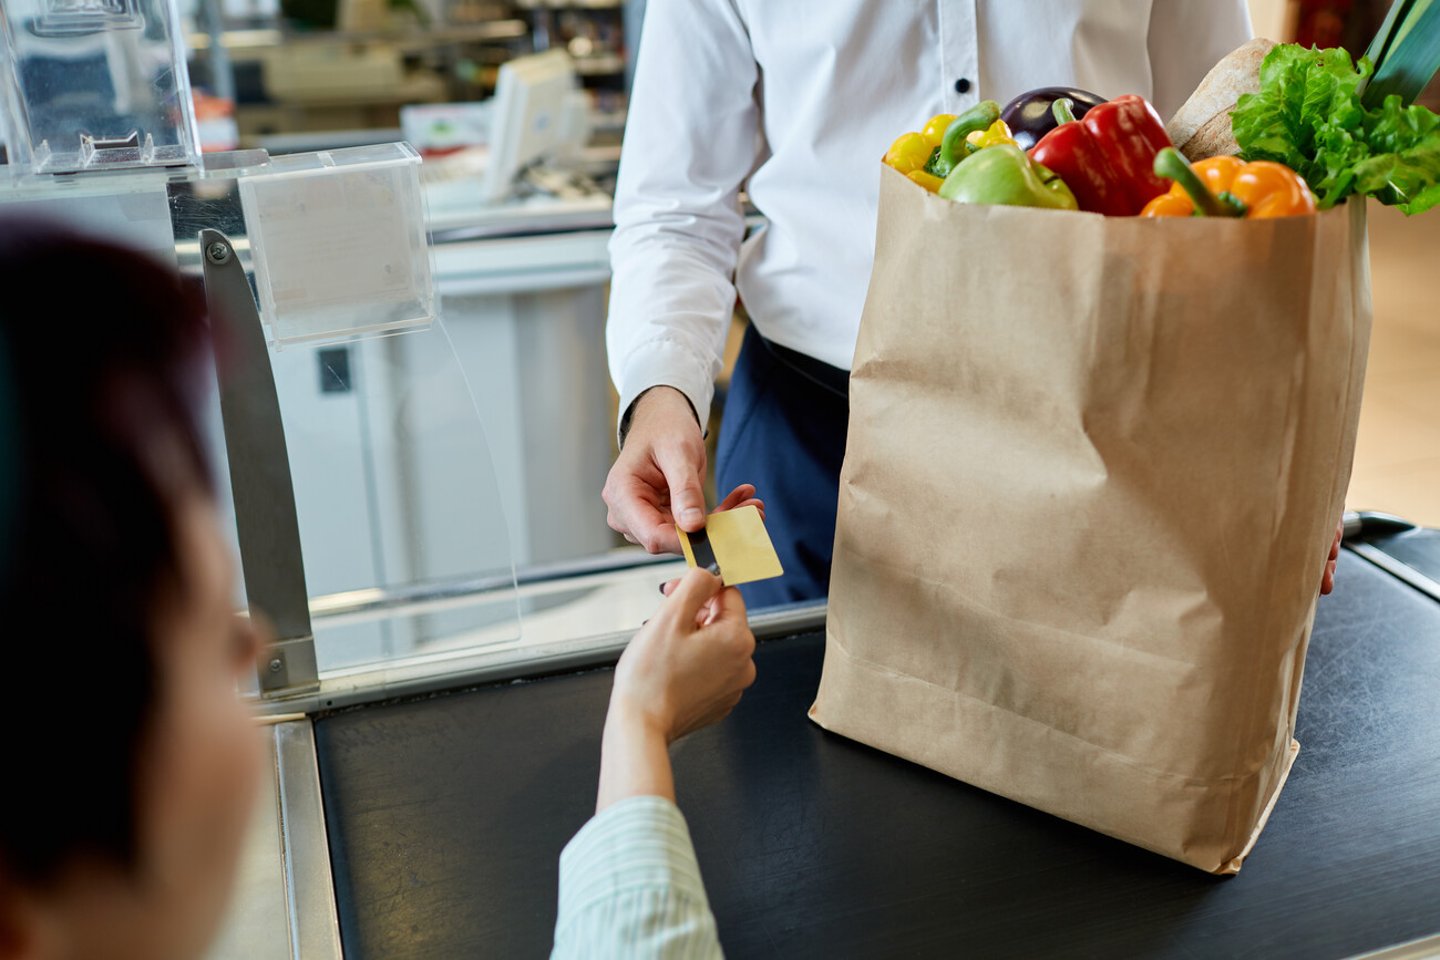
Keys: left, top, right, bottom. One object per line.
{"left": 606, "top": 0, "right": 1253, "bottom": 432}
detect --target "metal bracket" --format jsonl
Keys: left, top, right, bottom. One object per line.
{"left": 200, "top": 230, "right": 319, "bottom": 696}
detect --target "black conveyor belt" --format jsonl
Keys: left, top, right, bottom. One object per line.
{"left": 315, "top": 550, "right": 1440, "bottom": 958}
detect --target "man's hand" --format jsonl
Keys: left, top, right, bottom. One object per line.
{"left": 604, "top": 386, "right": 763, "bottom": 554}
{"left": 597, "top": 570, "right": 757, "bottom": 810}
{"left": 1320, "top": 519, "right": 1342, "bottom": 596}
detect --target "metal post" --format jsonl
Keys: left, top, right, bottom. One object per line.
{"left": 200, "top": 230, "right": 319, "bottom": 696}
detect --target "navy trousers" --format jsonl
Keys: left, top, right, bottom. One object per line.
{"left": 715, "top": 324, "right": 850, "bottom": 610}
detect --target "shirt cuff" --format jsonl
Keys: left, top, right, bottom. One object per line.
{"left": 557, "top": 796, "right": 711, "bottom": 922}
{"left": 615, "top": 338, "right": 716, "bottom": 449}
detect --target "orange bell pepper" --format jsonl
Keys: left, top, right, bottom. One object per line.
{"left": 1142, "top": 148, "right": 1316, "bottom": 219}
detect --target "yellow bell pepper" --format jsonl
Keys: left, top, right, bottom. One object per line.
{"left": 920, "top": 113, "right": 957, "bottom": 148}
{"left": 883, "top": 132, "right": 934, "bottom": 176}
{"left": 886, "top": 112, "right": 992, "bottom": 191}
{"left": 965, "top": 119, "right": 1019, "bottom": 152}
{"left": 906, "top": 170, "right": 944, "bottom": 193}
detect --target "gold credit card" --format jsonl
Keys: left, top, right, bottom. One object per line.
{"left": 677, "top": 504, "right": 784, "bottom": 587}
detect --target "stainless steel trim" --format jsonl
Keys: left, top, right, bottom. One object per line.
{"left": 254, "top": 601, "right": 827, "bottom": 716}
{"left": 429, "top": 214, "right": 614, "bottom": 244}
{"left": 1347, "top": 934, "right": 1440, "bottom": 960}
{"left": 274, "top": 720, "right": 343, "bottom": 960}
{"left": 1350, "top": 542, "right": 1440, "bottom": 602}
{"left": 752, "top": 601, "right": 827, "bottom": 639}
{"left": 1343, "top": 510, "right": 1419, "bottom": 540}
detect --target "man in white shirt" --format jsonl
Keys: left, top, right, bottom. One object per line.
{"left": 602, "top": 1, "right": 1255, "bottom": 609}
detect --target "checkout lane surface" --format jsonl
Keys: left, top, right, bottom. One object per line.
{"left": 314, "top": 550, "right": 1440, "bottom": 958}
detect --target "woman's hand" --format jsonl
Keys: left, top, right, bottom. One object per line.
{"left": 597, "top": 569, "right": 757, "bottom": 810}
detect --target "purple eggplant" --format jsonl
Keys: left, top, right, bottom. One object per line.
{"left": 1000, "top": 86, "right": 1108, "bottom": 151}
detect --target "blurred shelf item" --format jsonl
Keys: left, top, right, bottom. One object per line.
{"left": 238, "top": 99, "right": 439, "bottom": 142}
{"left": 514, "top": 0, "right": 623, "bottom": 10}
{"left": 1291, "top": 0, "right": 1395, "bottom": 57}
{"left": 572, "top": 51, "right": 623, "bottom": 76}
{"left": 187, "top": 20, "right": 528, "bottom": 52}
{"left": 191, "top": 1, "right": 631, "bottom": 143}
{"left": 273, "top": 74, "right": 447, "bottom": 104}
{"left": 519, "top": 0, "right": 628, "bottom": 91}
{"left": 194, "top": 91, "right": 241, "bottom": 151}
{"left": 189, "top": 28, "right": 286, "bottom": 50}
{"left": 589, "top": 106, "right": 625, "bottom": 135}
{"left": 263, "top": 45, "right": 450, "bottom": 103}
{"left": 447, "top": 1, "right": 511, "bottom": 24}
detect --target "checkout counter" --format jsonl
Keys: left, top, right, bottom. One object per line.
{"left": 209, "top": 530, "right": 1440, "bottom": 960}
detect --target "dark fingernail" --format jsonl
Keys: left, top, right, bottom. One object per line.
{"left": 658, "top": 582, "right": 667, "bottom": 595}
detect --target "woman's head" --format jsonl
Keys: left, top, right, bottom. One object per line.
{"left": 0, "top": 222, "right": 263, "bottom": 960}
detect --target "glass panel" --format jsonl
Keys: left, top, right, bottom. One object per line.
{"left": 0, "top": 0, "right": 199, "bottom": 173}
{"left": 170, "top": 166, "right": 522, "bottom": 675}
{"left": 271, "top": 321, "right": 521, "bottom": 671}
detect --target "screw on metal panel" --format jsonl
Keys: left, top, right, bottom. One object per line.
{"left": 206, "top": 241, "right": 231, "bottom": 264}
{"left": 268, "top": 657, "right": 283, "bottom": 673}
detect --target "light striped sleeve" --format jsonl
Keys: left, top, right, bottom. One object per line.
{"left": 551, "top": 796, "right": 724, "bottom": 960}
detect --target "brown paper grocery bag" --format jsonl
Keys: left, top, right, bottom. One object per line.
{"left": 809, "top": 165, "right": 1372, "bottom": 874}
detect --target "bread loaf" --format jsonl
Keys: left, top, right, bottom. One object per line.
{"left": 1165, "top": 38, "right": 1275, "bottom": 161}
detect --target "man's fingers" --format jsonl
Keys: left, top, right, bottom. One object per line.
{"left": 714, "top": 486, "right": 767, "bottom": 521}
{"left": 619, "top": 508, "right": 681, "bottom": 554}
{"left": 656, "top": 445, "right": 707, "bottom": 532}
{"left": 662, "top": 567, "right": 724, "bottom": 627}
{"left": 715, "top": 484, "right": 757, "bottom": 512}
{"left": 608, "top": 486, "right": 681, "bottom": 554}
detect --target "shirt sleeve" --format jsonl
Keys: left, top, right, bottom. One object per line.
{"left": 552, "top": 796, "right": 724, "bottom": 960}
{"left": 605, "top": 0, "right": 761, "bottom": 442}
{"left": 1146, "top": 0, "right": 1255, "bottom": 120}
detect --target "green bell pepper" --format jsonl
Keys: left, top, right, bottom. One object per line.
{"left": 937, "top": 144, "right": 1078, "bottom": 210}
{"left": 924, "top": 100, "right": 1003, "bottom": 178}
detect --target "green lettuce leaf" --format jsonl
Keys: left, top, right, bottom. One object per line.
{"left": 1232, "top": 43, "right": 1440, "bottom": 214}
{"left": 1350, "top": 95, "right": 1440, "bottom": 213}
{"left": 1232, "top": 46, "right": 1370, "bottom": 182}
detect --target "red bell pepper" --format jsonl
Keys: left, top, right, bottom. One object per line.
{"left": 1029, "top": 95, "right": 1174, "bottom": 216}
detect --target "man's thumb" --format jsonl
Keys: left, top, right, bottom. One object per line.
{"left": 657, "top": 447, "right": 706, "bottom": 531}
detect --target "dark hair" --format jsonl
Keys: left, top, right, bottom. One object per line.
{"left": 0, "top": 220, "right": 214, "bottom": 883}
